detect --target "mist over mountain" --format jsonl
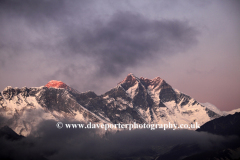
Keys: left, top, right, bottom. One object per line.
{"left": 0, "top": 120, "right": 239, "bottom": 160}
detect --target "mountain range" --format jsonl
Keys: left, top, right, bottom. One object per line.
{"left": 0, "top": 73, "right": 238, "bottom": 136}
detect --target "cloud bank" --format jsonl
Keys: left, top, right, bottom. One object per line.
{"left": 0, "top": 120, "right": 238, "bottom": 160}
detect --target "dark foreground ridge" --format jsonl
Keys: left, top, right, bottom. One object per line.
{"left": 0, "top": 125, "right": 24, "bottom": 140}
{"left": 197, "top": 112, "right": 240, "bottom": 137}
{"left": 183, "top": 112, "right": 240, "bottom": 160}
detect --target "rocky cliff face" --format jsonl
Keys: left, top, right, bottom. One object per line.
{"left": 0, "top": 73, "right": 222, "bottom": 136}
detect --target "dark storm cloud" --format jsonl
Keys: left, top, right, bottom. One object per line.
{"left": 0, "top": 0, "right": 65, "bottom": 18}
{"left": 66, "top": 12, "right": 199, "bottom": 76}
{"left": 0, "top": 0, "right": 198, "bottom": 77}
{"left": 0, "top": 120, "right": 238, "bottom": 160}
{"left": 0, "top": 0, "right": 90, "bottom": 22}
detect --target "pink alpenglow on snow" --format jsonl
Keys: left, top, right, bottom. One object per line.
{"left": 45, "top": 80, "right": 79, "bottom": 94}
{"left": 45, "top": 80, "right": 68, "bottom": 89}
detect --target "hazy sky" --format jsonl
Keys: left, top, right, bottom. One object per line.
{"left": 0, "top": 0, "right": 239, "bottom": 111}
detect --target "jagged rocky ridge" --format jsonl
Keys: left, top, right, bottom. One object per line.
{"left": 0, "top": 74, "right": 223, "bottom": 136}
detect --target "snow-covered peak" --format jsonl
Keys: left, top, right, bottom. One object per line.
{"left": 45, "top": 80, "right": 79, "bottom": 94}
{"left": 128, "top": 73, "right": 136, "bottom": 77}
{"left": 202, "top": 102, "right": 240, "bottom": 116}
{"left": 202, "top": 102, "right": 223, "bottom": 116}
{"left": 119, "top": 74, "right": 165, "bottom": 88}
{"left": 223, "top": 108, "right": 240, "bottom": 115}
{"left": 118, "top": 73, "right": 139, "bottom": 85}
{"left": 139, "top": 76, "right": 164, "bottom": 89}
{"left": 3, "top": 86, "right": 13, "bottom": 92}
{"left": 45, "top": 80, "right": 68, "bottom": 89}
